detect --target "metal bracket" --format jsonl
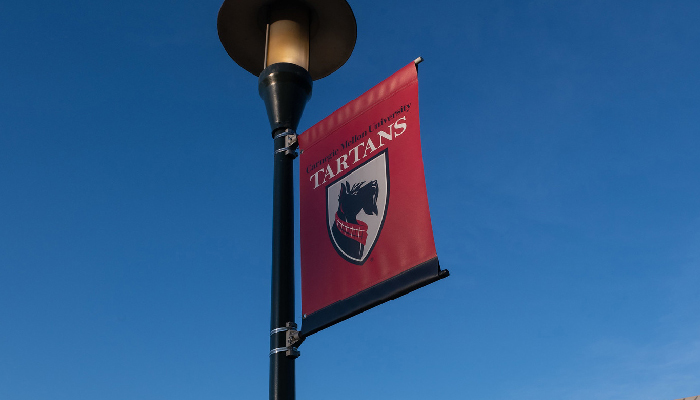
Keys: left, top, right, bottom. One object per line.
{"left": 287, "top": 326, "right": 303, "bottom": 349}
{"left": 269, "top": 322, "right": 302, "bottom": 359}
{"left": 274, "top": 129, "right": 299, "bottom": 158}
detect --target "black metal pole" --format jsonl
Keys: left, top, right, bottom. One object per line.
{"left": 258, "top": 63, "right": 312, "bottom": 400}
{"left": 269, "top": 131, "right": 296, "bottom": 400}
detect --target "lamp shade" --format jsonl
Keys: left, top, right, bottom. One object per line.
{"left": 217, "top": 0, "right": 357, "bottom": 80}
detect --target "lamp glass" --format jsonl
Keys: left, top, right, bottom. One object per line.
{"left": 265, "top": 7, "right": 310, "bottom": 70}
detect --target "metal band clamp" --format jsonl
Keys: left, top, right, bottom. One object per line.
{"left": 273, "top": 129, "right": 298, "bottom": 157}
{"left": 269, "top": 322, "right": 302, "bottom": 359}
{"left": 270, "top": 327, "right": 289, "bottom": 336}
{"left": 269, "top": 346, "right": 299, "bottom": 357}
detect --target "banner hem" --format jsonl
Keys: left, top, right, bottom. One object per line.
{"left": 300, "top": 256, "right": 448, "bottom": 338}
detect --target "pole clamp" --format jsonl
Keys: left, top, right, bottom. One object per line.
{"left": 273, "top": 129, "right": 299, "bottom": 158}
{"left": 269, "top": 322, "right": 303, "bottom": 359}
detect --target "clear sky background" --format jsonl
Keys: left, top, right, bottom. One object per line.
{"left": 2, "top": 0, "right": 700, "bottom": 399}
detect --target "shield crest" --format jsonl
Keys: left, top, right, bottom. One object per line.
{"left": 326, "top": 150, "right": 389, "bottom": 265}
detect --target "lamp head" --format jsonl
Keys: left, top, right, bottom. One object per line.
{"left": 217, "top": 0, "right": 357, "bottom": 80}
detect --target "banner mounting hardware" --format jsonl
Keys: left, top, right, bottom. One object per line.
{"left": 269, "top": 322, "right": 303, "bottom": 359}
{"left": 274, "top": 129, "right": 299, "bottom": 158}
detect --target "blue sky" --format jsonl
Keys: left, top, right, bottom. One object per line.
{"left": 2, "top": 0, "right": 700, "bottom": 399}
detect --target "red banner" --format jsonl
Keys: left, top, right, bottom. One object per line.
{"left": 298, "top": 62, "right": 448, "bottom": 337}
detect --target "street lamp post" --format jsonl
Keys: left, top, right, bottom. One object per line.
{"left": 217, "top": 2, "right": 356, "bottom": 399}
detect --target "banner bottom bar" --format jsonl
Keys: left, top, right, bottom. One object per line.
{"left": 301, "top": 257, "right": 448, "bottom": 338}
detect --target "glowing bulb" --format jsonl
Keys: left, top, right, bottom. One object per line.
{"left": 265, "top": 6, "right": 309, "bottom": 70}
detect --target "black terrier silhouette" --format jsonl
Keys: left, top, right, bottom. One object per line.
{"left": 332, "top": 180, "right": 379, "bottom": 260}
